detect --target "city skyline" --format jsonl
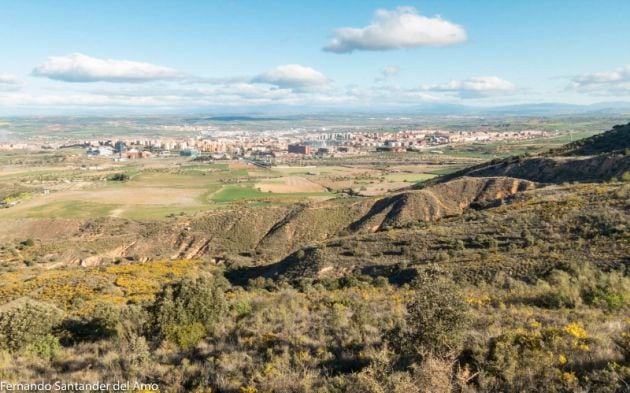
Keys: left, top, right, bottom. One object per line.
{"left": 2, "top": 0, "right": 630, "bottom": 114}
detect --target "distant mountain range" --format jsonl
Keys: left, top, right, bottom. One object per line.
{"left": 3, "top": 101, "right": 630, "bottom": 117}
{"left": 406, "top": 101, "right": 630, "bottom": 116}
{"left": 196, "top": 101, "right": 630, "bottom": 117}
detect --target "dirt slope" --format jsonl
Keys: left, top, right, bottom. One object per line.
{"left": 0, "top": 177, "right": 534, "bottom": 267}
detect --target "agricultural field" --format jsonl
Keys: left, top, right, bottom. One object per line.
{"left": 0, "top": 154, "right": 456, "bottom": 220}
{"left": 0, "top": 123, "right": 627, "bottom": 393}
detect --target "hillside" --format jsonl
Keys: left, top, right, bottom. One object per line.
{"left": 0, "top": 126, "right": 628, "bottom": 393}
{"left": 418, "top": 122, "right": 630, "bottom": 186}
{"left": 229, "top": 181, "right": 629, "bottom": 284}
{"left": 0, "top": 176, "right": 535, "bottom": 266}
{"left": 552, "top": 122, "right": 630, "bottom": 156}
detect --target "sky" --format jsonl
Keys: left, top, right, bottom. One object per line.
{"left": 1, "top": 0, "right": 630, "bottom": 114}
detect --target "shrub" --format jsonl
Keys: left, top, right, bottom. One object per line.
{"left": 394, "top": 275, "right": 470, "bottom": 356}
{"left": 20, "top": 239, "right": 35, "bottom": 247}
{"left": 167, "top": 322, "right": 206, "bottom": 351}
{"left": 115, "top": 306, "right": 150, "bottom": 371}
{"left": 107, "top": 173, "right": 130, "bottom": 181}
{"left": 25, "top": 334, "right": 60, "bottom": 359}
{"left": 64, "top": 303, "right": 121, "bottom": 342}
{"left": 0, "top": 301, "right": 62, "bottom": 352}
{"left": 151, "top": 275, "right": 228, "bottom": 349}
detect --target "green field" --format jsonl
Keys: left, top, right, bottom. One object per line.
{"left": 383, "top": 173, "right": 436, "bottom": 182}
{"left": 7, "top": 200, "right": 120, "bottom": 219}
{"left": 211, "top": 184, "right": 330, "bottom": 203}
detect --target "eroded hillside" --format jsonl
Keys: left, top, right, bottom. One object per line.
{"left": 233, "top": 181, "right": 629, "bottom": 284}
{"left": 0, "top": 176, "right": 536, "bottom": 266}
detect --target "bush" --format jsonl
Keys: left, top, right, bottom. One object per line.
{"left": 394, "top": 275, "right": 470, "bottom": 356}
{"left": 20, "top": 238, "right": 35, "bottom": 247}
{"left": 25, "top": 334, "right": 60, "bottom": 359}
{"left": 115, "top": 305, "right": 150, "bottom": 371}
{"left": 107, "top": 173, "right": 130, "bottom": 181}
{"left": 167, "top": 322, "right": 206, "bottom": 351}
{"left": 63, "top": 303, "right": 120, "bottom": 342}
{"left": 0, "top": 301, "right": 62, "bottom": 352}
{"left": 151, "top": 275, "right": 228, "bottom": 349}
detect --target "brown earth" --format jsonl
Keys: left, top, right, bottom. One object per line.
{"left": 256, "top": 176, "right": 327, "bottom": 193}
{"left": 0, "top": 176, "right": 537, "bottom": 267}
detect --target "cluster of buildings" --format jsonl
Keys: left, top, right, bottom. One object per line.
{"left": 0, "top": 126, "right": 551, "bottom": 161}
{"left": 79, "top": 128, "right": 551, "bottom": 160}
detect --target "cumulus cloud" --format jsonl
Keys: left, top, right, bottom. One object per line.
{"left": 324, "top": 7, "right": 466, "bottom": 53}
{"left": 1, "top": 58, "right": 472, "bottom": 112}
{"left": 32, "top": 53, "right": 186, "bottom": 83}
{"left": 0, "top": 79, "right": 448, "bottom": 113}
{"left": 569, "top": 65, "right": 630, "bottom": 94}
{"left": 423, "top": 76, "right": 515, "bottom": 98}
{"left": 253, "top": 64, "right": 329, "bottom": 91}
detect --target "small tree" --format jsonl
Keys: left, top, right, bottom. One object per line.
{"left": 151, "top": 275, "right": 228, "bottom": 349}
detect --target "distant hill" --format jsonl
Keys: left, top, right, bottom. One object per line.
{"left": 419, "top": 122, "right": 630, "bottom": 185}
{"left": 550, "top": 122, "right": 630, "bottom": 156}
{"left": 206, "top": 115, "right": 285, "bottom": 121}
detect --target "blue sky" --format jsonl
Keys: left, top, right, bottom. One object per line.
{"left": 1, "top": 0, "right": 630, "bottom": 113}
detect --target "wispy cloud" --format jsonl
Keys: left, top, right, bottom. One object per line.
{"left": 568, "top": 65, "right": 630, "bottom": 95}
{"left": 324, "top": 7, "right": 466, "bottom": 54}
{"left": 32, "top": 53, "right": 187, "bottom": 83}
{"left": 381, "top": 66, "right": 399, "bottom": 77}
{"left": 252, "top": 64, "right": 330, "bottom": 91}
{"left": 422, "top": 76, "right": 515, "bottom": 98}
{"left": 0, "top": 73, "right": 22, "bottom": 91}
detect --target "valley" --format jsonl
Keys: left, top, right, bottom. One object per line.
{"left": 0, "top": 121, "right": 628, "bottom": 392}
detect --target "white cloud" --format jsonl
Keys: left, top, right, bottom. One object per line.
{"left": 0, "top": 73, "right": 22, "bottom": 91}
{"left": 253, "top": 64, "right": 329, "bottom": 91}
{"left": 0, "top": 73, "right": 20, "bottom": 85}
{"left": 0, "top": 79, "right": 449, "bottom": 113}
{"left": 381, "top": 66, "right": 399, "bottom": 77}
{"left": 423, "top": 76, "right": 515, "bottom": 98}
{"left": 324, "top": 7, "right": 466, "bottom": 53}
{"left": 32, "top": 53, "right": 186, "bottom": 83}
{"left": 569, "top": 65, "right": 630, "bottom": 94}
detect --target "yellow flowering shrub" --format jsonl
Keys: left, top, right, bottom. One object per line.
{"left": 0, "top": 260, "right": 205, "bottom": 316}
{"left": 563, "top": 323, "right": 588, "bottom": 339}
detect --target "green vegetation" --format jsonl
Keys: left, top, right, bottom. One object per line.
{"left": 4, "top": 200, "right": 120, "bottom": 219}
{"left": 151, "top": 275, "right": 227, "bottom": 350}
{"left": 0, "top": 119, "right": 628, "bottom": 391}
{"left": 0, "top": 180, "right": 625, "bottom": 392}
{"left": 552, "top": 123, "right": 630, "bottom": 156}
{"left": 107, "top": 172, "right": 130, "bottom": 181}
{"left": 211, "top": 185, "right": 273, "bottom": 202}
{"left": 211, "top": 184, "right": 329, "bottom": 203}
{"left": 383, "top": 173, "right": 435, "bottom": 182}
{"left": 0, "top": 301, "right": 62, "bottom": 353}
